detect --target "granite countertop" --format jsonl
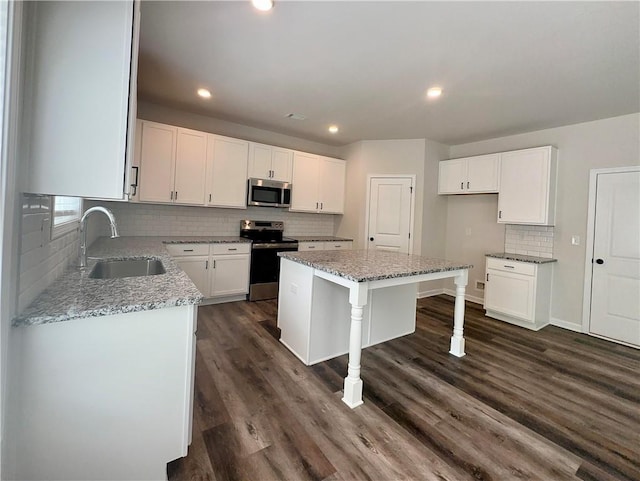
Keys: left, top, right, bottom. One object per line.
{"left": 13, "top": 236, "right": 209, "bottom": 327}
{"left": 279, "top": 249, "right": 472, "bottom": 282}
{"left": 292, "top": 236, "right": 354, "bottom": 242}
{"left": 486, "top": 252, "right": 558, "bottom": 264}
{"left": 162, "top": 236, "right": 250, "bottom": 244}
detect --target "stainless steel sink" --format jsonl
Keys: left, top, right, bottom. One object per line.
{"left": 88, "top": 258, "right": 166, "bottom": 279}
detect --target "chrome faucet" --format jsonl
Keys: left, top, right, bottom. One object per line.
{"left": 79, "top": 206, "right": 119, "bottom": 268}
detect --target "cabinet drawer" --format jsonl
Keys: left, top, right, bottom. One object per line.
{"left": 211, "top": 243, "right": 251, "bottom": 255}
{"left": 486, "top": 257, "right": 536, "bottom": 276}
{"left": 324, "top": 241, "right": 353, "bottom": 250}
{"left": 166, "top": 244, "right": 210, "bottom": 257}
{"left": 298, "top": 242, "right": 325, "bottom": 251}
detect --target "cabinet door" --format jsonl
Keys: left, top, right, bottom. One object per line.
{"left": 207, "top": 135, "right": 249, "bottom": 208}
{"left": 174, "top": 257, "right": 210, "bottom": 297}
{"left": 271, "top": 148, "right": 293, "bottom": 182}
{"left": 438, "top": 159, "right": 467, "bottom": 194}
{"left": 466, "top": 154, "right": 500, "bottom": 193}
{"left": 291, "top": 152, "right": 320, "bottom": 212}
{"left": 318, "top": 157, "right": 346, "bottom": 214}
{"left": 498, "top": 147, "right": 553, "bottom": 224}
{"left": 485, "top": 269, "right": 535, "bottom": 322}
{"left": 248, "top": 143, "right": 273, "bottom": 179}
{"left": 139, "top": 121, "right": 176, "bottom": 203}
{"left": 174, "top": 128, "right": 207, "bottom": 205}
{"left": 24, "top": 1, "right": 137, "bottom": 199}
{"left": 211, "top": 255, "right": 250, "bottom": 297}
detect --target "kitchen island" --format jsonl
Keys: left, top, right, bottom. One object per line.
{"left": 277, "top": 250, "right": 472, "bottom": 408}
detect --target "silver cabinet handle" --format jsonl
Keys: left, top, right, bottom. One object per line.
{"left": 503, "top": 265, "right": 515, "bottom": 269}
{"left": 486, "top": 273, "right": 489, "bottom": 281}
{"left": 205, "top": 260, "right": 208, "bottom": 269}
{"left": 461, "top": 182, "right": 464, "bottom": 190}
{"left": 209, "top": 194, "right": 212, "bottom": 202}
{"left": 308, "top": 246, "right": 315, "bottom": 249}
{"left": 498, "top": 210, "right": 502, "bottom": 219}
{"left": 467, "top": 181, "right": 470, "bottom": 189}
{"left": 320, "top": 202, "right": 323, "bottom": 210}
{"left": 316, "top": 202, "right": 319, "bottom": 209}
{"left": 170, "top": 191, "right": 173, "bottom": 200}
{"left": 183, "top": 249, "right": 194, "bottom": 252}
{"left": 175, "top": 191, "right": 178, "bottom": 200}
{"left": 228, "top": 248, "right": 237, "bottom": 251}
{"left": 213, "top": 260, "right": 216, "bottom": 268}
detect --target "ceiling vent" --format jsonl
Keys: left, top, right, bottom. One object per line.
{"left": 285, "top": 113, "right": 306, "bottom": 121}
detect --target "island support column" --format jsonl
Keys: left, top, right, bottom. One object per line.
{"left": 342, "top": 282, "right": 369, "bottom": 408}
{"left": 449, "top": 270, "right": 468, "bottom": 357}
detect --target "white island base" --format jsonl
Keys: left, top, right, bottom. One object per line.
{"left": 277, "top": 255, "right": 470, "bottom": 409}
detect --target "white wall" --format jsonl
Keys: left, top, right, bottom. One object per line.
{"left": 446, "top": 113, "right": 640, "bottom": 328}
{"left": 335, "top": 139, "right": 427, "bottom": 253}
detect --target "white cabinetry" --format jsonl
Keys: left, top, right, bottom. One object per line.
{"left": 484, "top": 257, "right": 553, "bottom": 331}
{"left": 210, "top": 244, "right": 251, "bottom": 298}
{"left": 498, "top": 146, "right": 558, "bottom": 225}
{"left": 248, "top": 143, "right": 293, "bottom": 182}
{"left": 138, "top": 122, "right": 207, "bottom": 205}
{"left": 167, "top": 243, "right": 250, "bottom": 302}
{"left": 438, "top": 154, "right": 500, "bottom": 194}
{"left": 298, "top": 240, "right": 353, "bottom": 251}
{"left": 291, "top": 153, "right": 346, "bottom": 214}
{"left": 206, "top": 135, "right": 249, "bottom": 208}
{"left": 23, "top": 0, "right": 139, "bottom": 199}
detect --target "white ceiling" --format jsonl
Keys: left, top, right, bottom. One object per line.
{"left": 138, "top": 1, "right": 640, "bottom": 146}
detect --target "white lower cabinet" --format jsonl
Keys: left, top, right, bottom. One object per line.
{"left": 298, "top": 240, "right": 353, "bottom": 251}
{"left": 484, "top": 257, "right": 553, "bottom": 330}
{"left": 167, "top": 243, "right": 250, "bottom": 301}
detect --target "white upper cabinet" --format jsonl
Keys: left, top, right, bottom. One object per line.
{"left": 438, "top": 154, "right": 500, "bottom": 194}
{"left": 248, "top": 143, "right": 293, "bottom": 182}
{"left": 498, "top": 146, "right": 558, "bottom": 225}
{"left": 138, "top": 121, "right": 206, "bottom": 205}
{"left": 174, "top": 128, "right": 207, "bottom": 205}
{"left": 206, "top": 135, "right": 249, "bottom": 209}
{"left": 138, "top": 121, "right": 176, "bottom": 203}
{"left": 23, "top": 0, "right": 139, "bottom": 199}
{"left": 291, "top": 153, "right": 346, "bottom": 214}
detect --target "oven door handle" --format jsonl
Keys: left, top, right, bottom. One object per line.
{"left": 252, "top": 243, "right": 299, "bottom": 250}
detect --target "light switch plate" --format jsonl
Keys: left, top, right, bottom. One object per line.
{"left": 571, "top": 235, "right": 581, "bottom": 246}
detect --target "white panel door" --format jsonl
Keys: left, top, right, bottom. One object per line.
{"left": 467, "top": 154, "right": 500, "bottom": 192}
{"left": 207, "top": 135, "right": 249, "bottom": 208}
{"left": 138, "top": 122, "right": 176, "bottom": 203}
{"left": 291, "top": 152, "right": 320, "bottom": 212}
{"left": 174, "top": 128, "right": 207, "bottom": 205}
{"left": 367, "top": 177, "right": 413, "bottom": 253}
{"left": 590, "top": 171, "right": 640, "bottom": 347}
{"left": 318, "top": 157, "right": 346, "bottom": 214}
{"left": 174, "top": 257, "right": 210, "bottom": 297}
{"left": 248, "top": 143, "right": 273, "bottom": 179}
{"left": 485, "top": 270, "right": 535, "bottom": 322}
{"left": 271, "top": 148, "right": 293, "bottom": 182}
{"left": 210, "top": 255, "right": 250, "bottom": 297}
{"left": 438, "top": 159, "right": 466, "bottom": 194}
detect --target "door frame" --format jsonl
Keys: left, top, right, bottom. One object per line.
{"left": 364, "top": 174, "right": 416, "bottom": 255}
{"left": 581, "top": 166, "right": 640, "bottom": 335}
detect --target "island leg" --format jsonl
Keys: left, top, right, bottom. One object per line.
{"left": 449, "top": 270, "right": 468, "bottom": 357}
{"left": 342, "top": 283, "right": 368, "bottom": 409}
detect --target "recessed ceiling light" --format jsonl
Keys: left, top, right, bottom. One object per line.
{"left": 252, "top": 0, "right": 273, "bottom": 11}
{"left": 197, "top": 88, "right": 211, "bottom": 99}
{"left": 427, "top": 87, "right": 443, "bottom": 98}
{"left": 328, "top": 125, "right": 339, "bottom": 134}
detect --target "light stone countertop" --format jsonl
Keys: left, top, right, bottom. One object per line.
{"left": 162, "top": 236, "right": 251, "bottom": 244}
{"left": 12, "top": 236, "right": 251, "bottom": 327}
{"left": 486, "top": 252, "right": 558, "bottom": 264}
{"left": 291, "top": 236, "right": 354, "bottom": 242}
{"left": 279, "top": 249, "right": 472, "bottom": 283}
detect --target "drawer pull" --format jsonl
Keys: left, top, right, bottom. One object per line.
{"left": 228, "top": 248, "right": 237, "bottom": 251}
{"left": 308, "top": 246, "right": 316, "bottom": 249}
{"left": 183, "top": 249, "right": 194, "bottom": 252}
{"left": 486, "top": 273, "right": 489, "bottom": 282}
{"left": 504, "top": 265, "right": 515, "bottom": 269}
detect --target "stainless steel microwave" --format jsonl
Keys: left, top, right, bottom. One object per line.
{"left": 247, "top": 178, "right": 292, "bottom": 208}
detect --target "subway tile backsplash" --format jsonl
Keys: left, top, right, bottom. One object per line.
{"left": 18, "top": 195, "right": 79, "bottom": 312}
{"left": 86, "top": 201, "right": 338, "bottom": 239}
{"left": 504, "top": 224, "right": 554, "bottom": 258}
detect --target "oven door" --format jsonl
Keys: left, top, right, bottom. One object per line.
{"left": 249, "top": 243, "right": 298, "bottom": 300}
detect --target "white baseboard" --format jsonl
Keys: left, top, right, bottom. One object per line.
{"left": 443, "top": 288, "right": 484, "bottom": 306}
{"left": 417, "top": 288, "right": 445, "bottom": 299}
{"left": 550, "top": 317, "right": 583, "bottom": 333}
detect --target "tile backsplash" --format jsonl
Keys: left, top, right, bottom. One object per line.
{"left": 504, "top": 224, "right": 554, "bottom": 258}
{"left": 86, "top": 201, "right": 338, "bottom": 239}
{"left": 18, "top": 195, "right": 79, "bottom": 312}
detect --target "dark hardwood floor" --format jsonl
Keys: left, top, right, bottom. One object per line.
{"left": 168, "top": 295, "right": 640, "bottom": 481}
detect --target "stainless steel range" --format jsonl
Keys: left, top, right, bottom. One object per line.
{"left": 240, "top": 220, "right": 298, "bottom": 301}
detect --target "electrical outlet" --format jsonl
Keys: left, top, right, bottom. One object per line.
{"left": 475, "top": 280, "right": 485, "bottom": 291}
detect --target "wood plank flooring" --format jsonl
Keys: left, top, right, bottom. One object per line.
{"left": 168, "top": 295, "right": 640, "bottom": 481}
